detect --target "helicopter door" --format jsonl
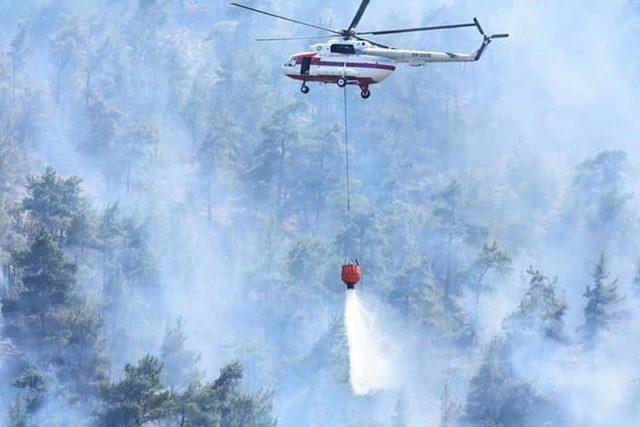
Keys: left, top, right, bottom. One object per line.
{"left": 300, "top": 57, "right": 311, "bottom": 75}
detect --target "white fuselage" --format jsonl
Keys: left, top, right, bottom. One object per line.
{"left": 282, "top": 39, "right": 476, "bottom": 87}
{"left": 282, "top": 51, "right": 396, "bottom": 87}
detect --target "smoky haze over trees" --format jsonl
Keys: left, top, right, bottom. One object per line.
{"left": 0, "top": 0, "right": 640, "bottom": 426}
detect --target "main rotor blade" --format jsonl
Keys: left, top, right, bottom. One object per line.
{"left": 230, "top": 2, "right": 340, "bottom": 35}
{"left": 473, "top": 18, "right": 485, "bottom": 36}
{"left": 256, "top": 36, "right": 331, "bottom": 42}
{"left": 358, "top": 22, "right": 476, "bottom": 36}
{"left": 348, "top": 0, "right": 371, "bottom": 31}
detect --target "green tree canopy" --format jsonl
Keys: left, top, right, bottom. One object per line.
{"left": 2, "top": 228, "right": 77, "bottom": 335}
{"left": 161, "top": 317, "right": 203, "bottom": 391}
{"left": 504, "top": 267, "right": 567, "bottom": 342}
{"left": 100, "top": 354, "right": 172, "bottom": 426}
{"left": 22, "top": 167, "right": 86, "bottom": 243}
{"left": 581, "top": 253, "right": 625, "bottom": 343}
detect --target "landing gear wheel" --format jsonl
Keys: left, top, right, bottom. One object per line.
{"left": 337, "top": 78, "right": 347, "bottom": 88}
{"left": 301, "top": 84, "right": 310, "bottom": 94}
{"left": 360, "top": 89, "right": 371, "bottom": 99}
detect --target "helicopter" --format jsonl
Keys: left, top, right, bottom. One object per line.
{"left": 230, "top": 1, "right": 509, "bottom": 99}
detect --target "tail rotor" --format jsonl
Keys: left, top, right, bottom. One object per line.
{"left": 473, "top": 18, "right": 509, "bottom": 61}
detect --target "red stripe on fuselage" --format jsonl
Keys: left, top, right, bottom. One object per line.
{"left": 316, "top": 61, "right": 396, "bottom": 71}
{"left": 293, "top": 55, "right": 396, "bottom": 71}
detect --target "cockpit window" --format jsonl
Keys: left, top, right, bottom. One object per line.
{"left": 286, "top": 58, "right": 297, "bottom": 66}
{"left": 330, "top": 44, "right": 356, "bottom": 54}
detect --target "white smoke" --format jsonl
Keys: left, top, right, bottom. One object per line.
{"left": 344, "top": 291, "right": 398, "bottom": 395}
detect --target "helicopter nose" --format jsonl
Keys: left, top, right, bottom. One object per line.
{"left": 282, "top": 58, "right": 296, "bottom": 75}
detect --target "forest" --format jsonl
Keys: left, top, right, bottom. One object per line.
{"left": 1, "top": 0, "right": 640, "bottom": 426}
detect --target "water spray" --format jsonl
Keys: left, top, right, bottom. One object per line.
{"left": 341, "top": 263, "right": 397, "bottom": 395}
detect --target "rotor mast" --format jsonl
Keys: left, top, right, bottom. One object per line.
{"left": 344, "top": 0, "right": 370, "bottom": 38}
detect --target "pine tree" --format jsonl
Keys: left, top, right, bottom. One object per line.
{"left": 581, "top": 253, "right": 624, "bottom": 343}
{"left": 567, "top": 151, "right": 632, "bottom": 234}
{"left": 97, "top": 206, "right": 156, "bottom": 296}
{"left": 213, "top": 361, "right": 276, "bottom": 427}
{"left": 431, "top": 179, "right": 463, "bottom": 303}
{"left": 170, "top": 381, "right": 221, "bottom": 427}
{"left": 467, "top": 241, "right": 512, "bottom": 304}
{"left": 2, "top": 228, "right": 77, "bottom": 339}
{"left": 2, "top": 228, "right": 107, "bottom": 395}
{"left": 464, "top": 339, "right": 548, "bottom": 426}
{"left": 161, "top": 317, "right": 203, "bottom": 391}
{"left": 389, "top": 257, "right": 473, "bottom": 344}
{"left": 283, "top": 124, "right": 343, "bottom": 227}
{"left": 171, "top": 361, "right": 276, "bottom": 427}
{"left": 505, "top": 267, "right": 567, "bottom": 341}
{"left": 22, "top": 167, "right": 86, "bottom": 243}
{"left": 247, "top": 102, "right": 306, "bottom": 207}
{"left": 100, "top": 354, "right": 172, "bottom": 426}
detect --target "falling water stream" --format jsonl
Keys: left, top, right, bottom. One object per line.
{"left": 344, "top": 291, "right": 397, "bottom": 395}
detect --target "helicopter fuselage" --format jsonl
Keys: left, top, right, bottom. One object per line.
{"left": 282, "top": 39, "right": 477, "bottom": 97}
{"left": 283, "top": 40, "right": 400, "bottom": 91}
{"left": 282, "top": 51, "right": 396, "bottom": 88}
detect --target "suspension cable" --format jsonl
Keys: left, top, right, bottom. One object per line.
{"left": 343, "top": 86, "right": 351, "bottom": 212}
